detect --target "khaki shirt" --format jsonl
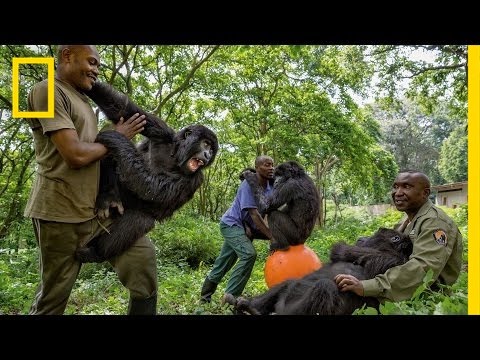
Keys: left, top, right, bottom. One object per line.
{"left": 23, "top": 78, "right": 100, "bottom": 223}
{"left": 362, "top": 200, "right": 463, "bottom": 302}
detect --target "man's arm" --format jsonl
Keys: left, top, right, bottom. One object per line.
{"left": 248, "top": 208, "right": 272, "bottom": 240}
{"left": 51, "top": 114, "right": 146, "bottom": 169}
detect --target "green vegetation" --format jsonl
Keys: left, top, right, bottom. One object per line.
{"left": 0, "top": 205, "right": 467, "bottom": 315}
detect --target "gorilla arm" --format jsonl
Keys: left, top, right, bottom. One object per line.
{"left": 330, "top": 244, "right": 407, "bottom": 277}
{"left": 86, "top": 81, "right": 175, "bottom": 141}
{"left": 242, "top": 170, "right": 269, "bottom": 215}
{"left": 244, "top": 170, "right": 295, "bottom": 214}
{"left": 265, "top": 177, "right": 296, "bottom": 213}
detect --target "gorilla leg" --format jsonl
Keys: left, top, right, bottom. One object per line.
{"left": 268, "top": 211, "right": 302, "bottom": 250}
{"left": 277, "top": 278, "right": 343, "bottom": 315}
{"left": 236, "top": 279, "right": 297, "bottom": 314}
{"left": 76, "top": 210, "right": 156, "bottom": 263}
{"left": 95, "top": 155, "right": 124, "bottom": 219}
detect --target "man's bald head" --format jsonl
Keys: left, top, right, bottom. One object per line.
{"left": 55, "top": 45, "right": 100, "bottom": 92}
{"left": 57, "top": 45, "right": 98, "bottom": 64}
{"left": 255, "top": 155, "right": 274, "bottom": 168}
{"left": 397, "top": 170, "right": 431, "bottom": 190}
{"left": 392, "top": 170, "right": 431, "bottom": 217}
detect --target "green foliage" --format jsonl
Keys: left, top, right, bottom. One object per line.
{"left": 367, "top": 100, "right": 463, "bottom": 186}
{"left": 0, "top": 206, "right": 468, "bottom": 315}
{"left": 438, "top": 126, "right": 468, "bottom": 182}
{"left": 449, "top": 203, "right": 468, "bottom": 226}
{"left": 0, "top": 248, "right": 39, "bottom": 314}
{"left": 355, "top": 271, "right": 468, "bottom": 315}
{"left": 0, "top": 219, "right": 36, "bottom": 250}
{"left": 66, "top": 267, "right": 129, "bottom": 315}
{"left": 369, "top": 45, "right": 467, "bottom": 119}
{"left": 1, "top": 44, "right": 466, "bottom": 229}
{"left": 151, "top": 209, "right": 223, "bottom": 268}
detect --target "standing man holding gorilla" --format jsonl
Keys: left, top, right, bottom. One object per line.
{"left": 200, "top": 155, "right": 275, "bottom": 304}
{"left": 335, "top": 170, "right": 463, "bottom": 303}
{"left": 24, "top": 45, "right": 158, "bottom": 315}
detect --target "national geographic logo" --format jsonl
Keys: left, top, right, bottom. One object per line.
{"left": 12, "top": 57, "right": 54, "bottom": 118}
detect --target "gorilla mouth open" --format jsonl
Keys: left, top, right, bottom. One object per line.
{"left": 188, "top": 157, "right": 205, "bottom": 172}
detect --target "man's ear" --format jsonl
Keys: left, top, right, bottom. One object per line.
{"left": 61, "top": 48, "right": 72, "bottom": 63}
{"left": 424, "top": 188, "right": 431, "bottom": 197}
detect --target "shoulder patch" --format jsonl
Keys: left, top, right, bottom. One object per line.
{"left": 433, "top": 229, "right": 448, "bottom": 247}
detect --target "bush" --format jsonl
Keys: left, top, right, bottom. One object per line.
{"left": 150, "top": 210, "right": 223, "bottom": 268}
{"left": 0, "top": 248, "right": 38, "bottom": 314}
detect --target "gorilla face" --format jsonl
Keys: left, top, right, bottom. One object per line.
{"left": 174, "top": 125, "right": 218, "bottom": 174}
{"left": 356, "top": 227, "right": 412, "bottom": 258}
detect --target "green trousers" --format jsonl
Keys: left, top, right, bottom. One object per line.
{"left": 29, "top": 217, "right": 157, "bottom": 315}
{"left": 207, "top": 222, "right": 257, "bottom": 297}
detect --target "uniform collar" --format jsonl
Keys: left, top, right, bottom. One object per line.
{"left": 397, "top": 199, "right": 432, "bottom": 233}
{"left": 55, "top": 78, "right": 90, "bottom": 102}
{"left": 411, "top": 199, "right": 433, "bottom": 223}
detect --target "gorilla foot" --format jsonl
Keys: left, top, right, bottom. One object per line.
{"left": 235, "top": 297, "right": 261, "bottom": 315}
{"left": 75, "top": 247, "right": 105, "bottom": 263}
{"left": 221, "top": 294, "right": 248, "bottom": 315}
{"left": 269, "top": 244, "right": 291, "bottom": 253}
{"left": 221, "top": 293, "right": 237, "bottom": 306}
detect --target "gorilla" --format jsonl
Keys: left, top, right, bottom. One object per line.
{"left": 242, "top": 161, "right": 320, "bottom": 251}
{"left": 74, "top": 81, "right": 218, "bottom": 263}
{"left": 225, "top": 227, "right": 413, "bottom": 315}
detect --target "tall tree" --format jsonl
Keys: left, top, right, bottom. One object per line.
{"left": 438, "top": 126, "right": 468, "bottom": 183}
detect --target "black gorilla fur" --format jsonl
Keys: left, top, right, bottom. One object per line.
{"left": 74, "top": 81, "right": 218, "bottom": 263}
{"left": 226, "top": 227, "right": 413, "bottom": 315}
{"left": 243, "top": 161, "right": 320, "bottom": 251}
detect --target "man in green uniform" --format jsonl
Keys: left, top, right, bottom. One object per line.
{"left": 335, "top": 170, "right": 463, "bottom": 302}
{"left": 25, "top": 45, "right": 158, "bottom": 315}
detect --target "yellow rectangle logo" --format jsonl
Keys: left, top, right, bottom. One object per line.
{"left": 12, "top": 57, "right": 55, "bottom": 118}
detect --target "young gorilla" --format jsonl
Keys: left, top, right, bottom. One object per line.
{"left": 227, "top": 227, "right": 413, "bottom": 315}
{"left": 74, "top": 81, "right": 218, "bottom": 263}
{"left": 242, "top": 161, "right": 320, "bottom": 251}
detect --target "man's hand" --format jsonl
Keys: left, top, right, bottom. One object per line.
{"left": 96, "top": 200, "right": 124, "bottom": 220}
{"left": 244, "top": 224, "right": 254, "bottom": 241}
{"left": 334, "top": 274, "right": 364, "bottom": 296}
{"left": 114, "top": 113, "right": 146, "bottom": 140}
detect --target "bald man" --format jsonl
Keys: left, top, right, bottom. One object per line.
{"left": 24, "top": 45, "right": 158, "bottom": 314}
{"left": 335, "top": 170, "right": 463, "bottom": 303}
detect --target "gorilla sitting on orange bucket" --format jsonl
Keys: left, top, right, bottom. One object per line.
{"left": 241, "top": 160, "right": 322, "bottom": 287}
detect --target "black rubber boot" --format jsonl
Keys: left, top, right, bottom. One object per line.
{"left": 127, "top": 293, "right": 157, "bottom": 315}
{"left": 200, "top": 277, "right": 218, "bottom": 303}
